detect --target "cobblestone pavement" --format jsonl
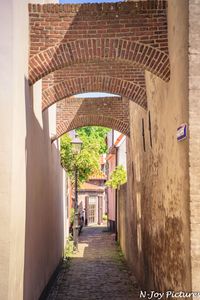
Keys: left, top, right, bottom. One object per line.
{"left": 46, "top": 225, "right": 140, "bottom": 300}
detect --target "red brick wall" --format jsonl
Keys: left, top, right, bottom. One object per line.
{"left": 43, "top": 75, "right": 147, "bottom": 110}
{"left": 54, "top": 97, "right": 130, "bottom": 140}
{"left": 29, "top": 1, "right": 168, "bottom": 55}
{"left": 42, "top": 61, "right": 146, "bottom": 89}
{"left": 28, "top": 1, "right": 170, "bottom": 84}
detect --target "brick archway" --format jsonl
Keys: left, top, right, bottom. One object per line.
{"left": 42, "top": 76, "right": 147, "bottom": 110}
{"left": 55, "top": 116, "right": 129, "bottom": 142}
{"left": 29, "top": 39, "right": 170, "bottom": 85}
{"left": 29, "top": 1, "right": 170, "bottom": 84}
{"left": 42, "top": 61, "right": 146, "bottom": 90}
{"left": 54, "top": 96, "right": 130, "bottom": 141}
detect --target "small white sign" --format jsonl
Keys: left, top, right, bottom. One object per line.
{"left": 177, "top": 123, "right": 187, "bottom": 141}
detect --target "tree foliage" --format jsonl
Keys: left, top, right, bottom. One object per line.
{"left": 106, "top": 165, "right": 127, "bottom": 190}
{"left": 60, "top": 133, "right": 99, "bottom": 186}
{"left": 60, "top": 126, "right": 110, "bottom": 185}
{"left": 77, "top": 126, "right": 110, "bottom": 154}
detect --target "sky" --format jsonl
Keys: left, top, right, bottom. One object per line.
{"left": 60, "top": 0, "right": 121, "bottom": 3}
{"left": 76, "top": 92, "right": 119, "bottom": 98}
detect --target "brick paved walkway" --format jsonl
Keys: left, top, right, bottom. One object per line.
{"left": 46, "top": 226, "right": 140, "bottom": 300}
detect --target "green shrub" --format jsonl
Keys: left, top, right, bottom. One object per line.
{"left": 70, "top": 208, "right": 75, "bottom": 224}
{"left": 64, "top": 234, "right": 74, "bottom": 258}
{"left": 106, "top": 165, "right": 127, "bottom": 190}
{"left": 102, "top": 214, "right": 108, "bottom": 221}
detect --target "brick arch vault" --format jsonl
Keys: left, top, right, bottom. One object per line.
{"left": 53, "top": 97, "right": 130, "bottom": 141}
{"left": 28, "top": 1, "right": 170, "bottom": 85}
{"left": 29, "top": 39, "right": 170, "bottom": 85}
{"left": 42, "top": 75, "right": 147, "bottom": 110}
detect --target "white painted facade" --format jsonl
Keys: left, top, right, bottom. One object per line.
{"left": 116, "top": 136, "right": 127, "bottom": 170}
{"left": 107, "top": 130, "right": 127, "bottom": 170}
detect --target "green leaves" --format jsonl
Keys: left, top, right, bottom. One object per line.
{"left": 60, "top": 127, "right": 110, "bottom": 186}
{"left": 75, "top": 144, "right": 99, "bottom": 184}
{"left": 77, "top": 126, "right": 110, "bottom": 154}
{"left": 106, "top": 165, "right": 127, "bottom": 190}
{"left": 60, "top": 132, "right": 99, "bottom": 186}
{"left": 60, "top": 134, "right": 74, "bottom": 173}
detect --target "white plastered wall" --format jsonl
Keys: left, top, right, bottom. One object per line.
{"left": 0, "top": 0, "right": 65, "bottom": 299}
{"left": 0, "top": 1, "right": 29, "bottom": 298}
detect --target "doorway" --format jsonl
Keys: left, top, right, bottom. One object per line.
{"left": 88, "top": 196, "right": 97, "bottom": 225}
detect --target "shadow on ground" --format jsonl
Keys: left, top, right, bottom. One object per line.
{"left": 45, "top": 225, "right": 140, "bottom": 300}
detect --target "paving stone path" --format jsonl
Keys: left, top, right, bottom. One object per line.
{"left": 46, "top": 226, "right": 140, "bottom": 300}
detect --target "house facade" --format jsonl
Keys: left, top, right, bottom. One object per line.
{"left": 106, "top": 130, "right": 127, "bottom": 232}
{"left": 78, "top": 159, "right": 107, "bottom": 226}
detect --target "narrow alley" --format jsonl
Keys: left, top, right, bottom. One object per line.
{"left": 1, "top": 0, "right": 200, "bottom": 299}
{"left": 46, "top": 226, "right": 140, "bottom": 300}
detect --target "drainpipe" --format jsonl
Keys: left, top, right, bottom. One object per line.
{"left": 112, "top": 129, "right": 114, "bottom": 146}
{"left": 115, "top": 146, "right": 118, "bottom": 242}
{"left": 106, "top": 186, "right": 109, "bottom": 229}
{"left": 105, "top": 156, "right": 109, "bottom": 230}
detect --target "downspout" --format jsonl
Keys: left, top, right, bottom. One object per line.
{"left": 105, "top": 158, "right": 109, "bottom": 230}
{"left": 115, "top": 146, "right": 118, "bottom": 241}
{"left": 106, "top": 186, "right": 109, "bottom": 230}
{"left": 112, "top": 129, "right": 114, "bottom": 146}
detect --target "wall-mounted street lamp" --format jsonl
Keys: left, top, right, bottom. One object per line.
{"left": 71, "top": 134, "right": 83, "bottom": 155}
{"left": 71, "top": 134, "right": 83, "bottom": 250}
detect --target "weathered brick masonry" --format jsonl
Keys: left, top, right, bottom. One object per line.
{"left": 189, "top": 0, "right": 200, "bottom": 292}
{"left": 42, "top": 61, "right": 147, "bottom": 109}
{"left": 42, "top": 61, "right": 146, "bottom": 88}
{"left": 42, "top": 76, "right": 146, "bottom": 110}
{"left": 55, "top": 97, "right": 130, "bottom": 140}
{"left": 28, "top": 0, "right": 170, "bottom": 140}
{"left": 117, "top": 0, "right": 192, "bottom": 294}
{"left": 28, "top": 1, "right": 170, "bottom": 84}
{"left": 29, "top": 1, "right": 168, "bottom": 54}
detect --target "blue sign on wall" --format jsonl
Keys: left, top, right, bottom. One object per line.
{"left": 177, "top": 123, "right": 187, "bottom": 141}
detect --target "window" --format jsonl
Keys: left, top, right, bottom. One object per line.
{"left": 89, "top": 196, "right": 97, "bottom": 205}
{"left": 148, "top": 111, "right": 152, "bottom": 148}
{"left": 142, "top": 118, "right": 146, "bottom": 152}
